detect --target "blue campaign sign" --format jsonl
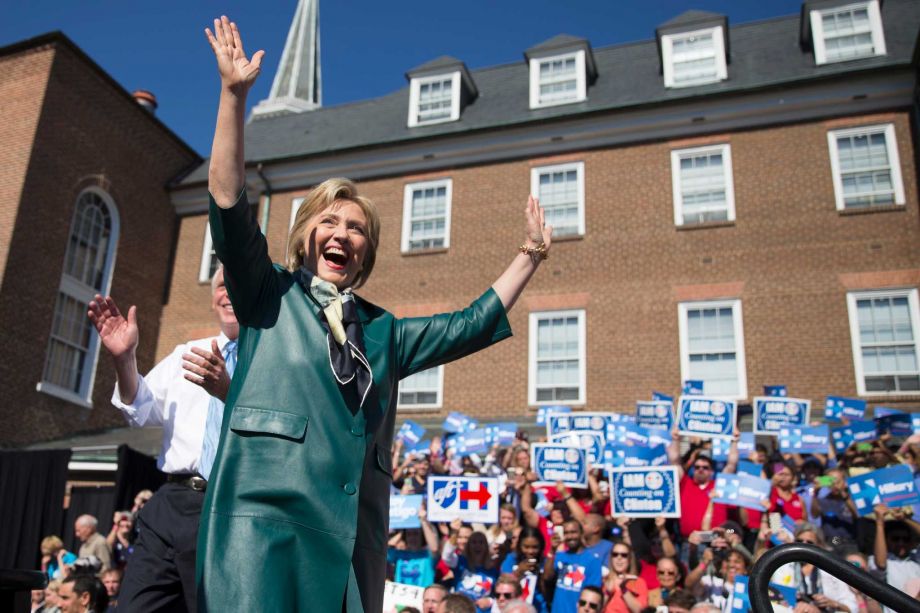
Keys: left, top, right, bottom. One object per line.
{"left": 763, "top": 385, "right": 788, "bottom": 397}
{"left": 874, "top": 407, "right": 913, "bottom": 436}
{"left": 779, "top": 426, "right": 829, "bottom": 454}
{"left": 550, "top": 431, "right": 604, "bottom": 467}
{"left": 446, "top": 428, "right": 490, "bottom": 456}
{"left": 546, "top": 411, "right": 614, "bottom": 439}
{"left": 405, "top": 439, "right": 431, "bottom": 458}
{"left": 531, "top": 443, "right": 588, "bottom": 489}
{"left": 737, "top": 460, "right": 764, "bottom": 478}
{"left": 713, "top": 473, "right": 771, "bottom": 510}
{"left": 442, "top": 411, "right": 476, "bottom": 433}
{"left": 682, "top": 380, "right": 704, "bottom": 395}
{"left": 677, "top": 396, "right": 736, "bottom": 439}
{"left": 427, "top": 476, "right": 500, "bottom": 524}
{"left": 848, "top": 464, "right": 920, "bottom": 516}
{"left": 769, "top": 583, "right": 797, "bottom": 608}
{"left": 914, "top": 414, "right": 920, "bottom": 435}
{"left": 831, "top": 421, "right": 877, "bottom": 453}
{"left": 824, "top": 396, "right": 867, "bottom": 422}
{"left": 711, "top": 432, "right": 755, "bottom": 462}
{"left": 397, "top": 420, "right": 426, "bottom": 446}
{"left": 485, "top": 422, "right": 518, "bottom": 446}
{"left": 753, "top": 397, "right": 810, "bottom": 435}
{"left": 611, "top": 422, "right": 653, "bottom": 447}
{"left": 536, "top": 405, "right": 571, "bottom": 426}
{"left": 731, "top": 576, "right": 750, "bottom": 612}
{"left": 610, "top": 466, "right": 681, "bottom": 518}
{"left": 652, "top": 391, "right": 674, "bottom": 402}
{"left": 604, "top": 444, "right": 669, "bottom": 469}
{"left": 636, "top": 400, "right": 674, "bottom": 430}
{"left": 389, "top": 494, "right": 423, "bottom": 529}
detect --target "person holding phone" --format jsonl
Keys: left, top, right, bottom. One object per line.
{"left": 810, "top": 468, "right": 858, "bottom": 544}
{"left": 500, "top": 526, "right": 549, "bottom": 613}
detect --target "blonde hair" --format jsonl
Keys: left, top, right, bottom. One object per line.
{"left": 286, "top": 178, "right": 380, "bottom": 289}
{"left": 40, "top": 535, "right": 64, "bottom": 556}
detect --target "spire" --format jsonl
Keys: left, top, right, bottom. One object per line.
{"left": 251, "top": 0, "right": 322, "bottom": 119}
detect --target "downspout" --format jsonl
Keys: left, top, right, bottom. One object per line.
{"left": 256, "top": 163, "right": 273, "bottom": 234}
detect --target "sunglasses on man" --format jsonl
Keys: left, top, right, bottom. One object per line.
{"left": 578, "top": 599, "right": 601, "bottom": 610}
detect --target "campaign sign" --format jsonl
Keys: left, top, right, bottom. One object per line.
{"left": 848, "top": 464, "right": 920, "bottom": 516}
{"left": 485, "top": 422, "right": 518, "bottom": 446}
{"left": 779, "top": 426, "right": 829, "bottom": 454}
{"left": 677, "top": 396, "right": 736, "bottom": 439}
{"left": 603, "top": 444, "right": 669, "bottom": 469}
{"left": 711, "top": 432, "right": 755, "bottom": 462}
{"left": 546, "top": 412, "right": 613, "bottom": 439}
{"left": 531, "top": 444, "right": 588, "bottom": 489}
{"left": 753, "top": 396, "right": 809, "bottom": 435}
{"left": 731, "top": 576, "right": 750, "bottom": 613}
{"left": 609, "top": 466, "right": 681, "bottom": 518}
{"left": 383, "top": 581, "right": 424, "bottom": 612}
{"left": 683, "top": 380, "right": 704, "bottom": 395}
{"left": 713, "top": 473, "right": 771, "bottom": 510}
{"left": 611, "top": 422, "right": 655, "bottom": 447}
{"left": 831, "top": 421, "right": 878, "bottom": 453}
{"left": 550, "top": 432, "right": 604, "bottom": 467}
{"left": 442, "top": 411, "right": 476, "bottom": 433}
{"left": 652, "top": 391, "right": 674, "bottom": 402}
{"left": 737, "top": 460, "right": 764, "bottom": 478}
{"left": 427, "top": 476, "right": 499, "bottom": 524}
{"left": 537, "top": 405, "right": 571, "bottom": 426}
{"left": 914, "top": 414, "right": 920, "bottom": 435}
{"left": 389, "top": 494, "right": 422, "bottom": 530}
{"left": 397, "top": 420, "right": 425, "bottom": 446}
{"left": 764, "top": 385, "right": 788, "bottom": 397}
{"left": 874, "top": 407, "right": 913, "bottom": 436}
{"left": 445, "top": 428, "right": 490, "bottom": 456}
{"left": 824, "top": 396, "right": 867, "bottom": 422}
{"left": 636, "top": 400, "right": 674, "bottom": 430}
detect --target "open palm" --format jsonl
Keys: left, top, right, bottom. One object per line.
{"left": 205, "top": 16, "right": 265, "bottom": 94}
{"left": 87, "top": 295, "right": 138, "bottom": 359}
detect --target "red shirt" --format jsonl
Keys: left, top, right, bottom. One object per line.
{"left": 679, "top": 475, "right": 727, "bottom": 537}
{"left": 769, "top": 488, "right": 805, "bottom": 521}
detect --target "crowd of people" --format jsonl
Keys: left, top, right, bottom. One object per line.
{"left": 383, "top": 424, "right": 920, "bottom": 613}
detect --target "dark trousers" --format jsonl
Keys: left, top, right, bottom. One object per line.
{"left": 118, "top": 482, "right": 203, "bottom": 613}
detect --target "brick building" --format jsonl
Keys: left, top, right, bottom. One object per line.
{"left": 0, "top": 33, "right": 200, "bottom": 447}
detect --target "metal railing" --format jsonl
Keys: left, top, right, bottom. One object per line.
{"left": 750, "top": 543, "right": 920, "bottom": 613}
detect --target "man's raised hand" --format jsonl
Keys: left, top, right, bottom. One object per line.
{"left": 87, "top": 295, "right": 138, "bottom": 359}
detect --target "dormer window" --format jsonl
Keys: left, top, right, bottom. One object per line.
{"left": 525, "top": 35, "right": 597, "bottom": 110}
{"left": 810, "top": 0, "right": 885, "bottom": 64}
{"left": 406, "top": 56, "right": 478, "bottom": 128}
{"left": 661, "top": 27, "right": 727, "bottom": 88}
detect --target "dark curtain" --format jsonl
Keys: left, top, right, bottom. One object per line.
{"left": 64, "top": 486, "right": 116, "bottom": 553}
{"left": 112, "top": 444, "right": 166, "bottom": 511}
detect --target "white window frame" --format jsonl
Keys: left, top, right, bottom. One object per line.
{"left": 661, "top": 26, "right": 728, "bottom": 88}
{"left": 408, "top": 71, "right": 461, "bottom": 128}
{"left": 290, "top": 197, "right": 305, "bottom": 230}
{"left": 846, "top": 288, "right": 920, "bottom": 396}
{"left": 401, "top": 178, "right": 453, "bottom": 253}
{"left": 397, "top": 366, "right": 444, "bottom": 410}
{"left": 530, "top": 161, "right": 586, "bottom": 237}
{"left": 670, "top": 144, "right": 736, "bottom": 226}
{"left": 37, "top": 187, "right": 120, "bottom": 407}
{"left": 810, "top": 0, "right": 886, "bottom": 65}
{"left": 198, "top": 222, "right": 218, "bottom": 283}
{"left": 529, "top": 50, "right": 587, "bottom": 109}
{"left": 827, "top": 123, "right": 905, "bottom": 210}
{"left": 677, "top": 299, "right": 748, "bottom": 401}
{"left": 528, "top": 309, "right": 587, "bottom": 406}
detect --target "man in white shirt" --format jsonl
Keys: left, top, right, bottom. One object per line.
{"left": 87, "top": 267, "right": 238, "bottom": 613}
{"left": 869, "top": 505, "right": 920, "bottom": 613}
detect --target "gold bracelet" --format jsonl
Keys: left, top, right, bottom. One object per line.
{"left": 519, "top": 242, "right": 549, "bottom": 261}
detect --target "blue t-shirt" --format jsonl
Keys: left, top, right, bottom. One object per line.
{"left": 583, "top": 539, "right": 613, "bottom": 567}
{"left": 552, "top": 549, "right": 604, "bottom": 613}
{"left": 500, "top": 553, "right": 549, "bottom": 613}
{"left": 46, "top": 551, "right": 77, "bottom": 579}
{"left": 453, "top": 554, "right": 499, "bottom": 612}
{"left": 387, "top": 548, "right": 436, "bottom": 587}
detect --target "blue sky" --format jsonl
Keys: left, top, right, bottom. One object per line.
{"left": 3, "top": 1, "right": 804, "bottom": 156}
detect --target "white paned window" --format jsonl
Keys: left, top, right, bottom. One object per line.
{"left": 671, "top": 144, "right": 735, "bottom": 226}
{"left": 398, "top": 366, "right": 444, "bottom": 409}
{"left": 39, "top": 188, "right": 120, "bottom": 406}
{"left": 529, "top": 51, "right": 586, "bottom": 108}
{"left": 678, "top": 300, "right": 747, "bottom": 399}
{"left": 408, "top": 72, "right": 461, "bottom": 127}
{"left": 847, "top": 289, "right": 920, "bottom": 395}
{"left": 827, "top": 124, "right": 904, "bottom": 210}
{"left": 529, "top": 310, "right": 586, "bottom": 405}
{"left": 289, "top": 197, "right": 305, "bottom": 230}
{"left": 661, "top": 27, "right": 727, "bottom": 88}
{"left": 531, "top": 162, "right": 585, "bottom": 237}
{"left": 198, "top": 223, "right": 219, "bottom": 283}
{"left": 811, "top": 1, "right": 886, "bottom": 65}
{"left": 401, "top": 179, "right": 452, "bottom": 252}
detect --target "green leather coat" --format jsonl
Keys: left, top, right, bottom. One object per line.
{"left": 197, "top": 192, "right": 512, "bottom": 612}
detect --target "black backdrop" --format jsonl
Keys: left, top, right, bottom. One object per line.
{"left": 113, "top": 444, "right": 166, "bottom": 511}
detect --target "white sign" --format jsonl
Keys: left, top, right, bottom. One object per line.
{"left": 426, "top": 476, "right": 500, "bottom": 524}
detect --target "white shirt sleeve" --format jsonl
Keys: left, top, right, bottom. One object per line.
{"left": 110, "top": 345, "right": 184, "bottom": 427}
{"left": 820, "top": 570, "right": 858, "bottom": 613}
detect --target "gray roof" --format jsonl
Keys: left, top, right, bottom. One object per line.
{"left": 658, "top": 9, "right": 727, "bottom": 30}
{"left": 178, "top": 0, "right": 920, "bottom": 186}
{"left": 406, "top": 55, "right": 466, "bottom": 77}
{"left": 525, "top": 33, "right": 591, "bottom": 55}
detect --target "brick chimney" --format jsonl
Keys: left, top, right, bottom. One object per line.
{"left": 132, "top": 89, "right": 158, "bottom": 114}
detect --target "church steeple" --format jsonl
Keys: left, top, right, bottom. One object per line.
{"left": 251, "top": 0, "right": 322, "bottom": 119}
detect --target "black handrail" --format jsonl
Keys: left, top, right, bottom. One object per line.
{"left": 750, "top": 543, "right": 920, "bottom": 613}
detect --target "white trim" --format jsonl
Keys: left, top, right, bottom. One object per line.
{"left": 35, "top": 381, "right": 93, "bottom": 409}
{"left": 661, "top": 26, "right": 728, "bottom": 89}
{"left": 528, "top": 309, "right": 587, "bottom": 407}
{"left": 397, "top": 365, "right": 445, "bottom": 410}
{"left": 677, "top": 299, "right": 748, "bottom": 401}
{"left": 290, "top": 197, "right": 305, "bottom": 230}
{"left": 846, "top": 288, "right": 920, "bottom": 396}
{"left": 670, "top": 143, "right": 735, "bottom": 226}
{"left": 198, "top": 222, "right": 216, "bottom": 283}
{"left": 530, "top": 161, "right": 586, "bottom": 237}
{"left": 811, "top": 0, "right": 886, "bottom": 65}
{"left": 826, "top": 123, "right": 904, "bottom": 210}
{"left": 401, "top": 178, "right": 453, "bottom": 253}
{"left": 529, "top": 50, "right": 587, "bottom": 109}
{"left": 408, "top": 71, "right": 461, "bottom": 128}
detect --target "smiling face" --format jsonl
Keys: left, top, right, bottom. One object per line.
{"left": 611, "top": 543, "right": 631, "bottom": 574}
{"left": 564, "top": 521, "right": 583, "bottom": 552}
{"left": 210, "top": 268, "right": 239, "bottom": 340}
{"left": 302, "top": 200, "right": 369, "bottom": 290}
{"left": 657, "top": 558, "right": 679, "bottom": 589}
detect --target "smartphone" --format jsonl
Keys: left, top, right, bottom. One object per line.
{"left": 815, "top": 475, "right": 834, "bottom": 487}
{"left": 554, "top": 525, "right": 565, "bottom": 540}
{"left": 697, "top": 530, "right": 715, "bottom": 543}
{"left": 656, "top": 607, "right": 669, "bottom": 613}
{"left": 857, "top": 443, "right": 874, "bottom": 452}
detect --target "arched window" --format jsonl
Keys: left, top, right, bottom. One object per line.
{"left": 39, "top": 188, "right": 120, "bottom": 406}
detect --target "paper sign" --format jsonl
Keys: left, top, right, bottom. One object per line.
{"left": 824, "top": 396, "right": 867, "bottom": 422}
{"left": 769, "top": 583, "right": 797, "bottom": 608}
{"left": 445, "top": 428, "right": 490, "bottom": 456}
{"left": 763, "top": 385, "right": 788, "bottom": 397}
{"left": 731, "top": 576, "right": 750, "bottom": 612}
{"left": 550, "top": 431, "right": 604, "bottom": 466}
{"left": 711, "top": 433, "right": 755, "bottom": 462}
{"left": 713, "top": 473, "right": 771, "bottom": 510}
{"left": 427, "top": 476, "right": 499, "bottom": 523}
{"left": 537, "top": 405, "right": 571, "bottom": 426}
{"left": 753, "top": 397, "right": 810, "bottom": 435}
{"left": 485, "top": 422, "right": 518, "bottom": 446}
{"left": 397, "top": 420, "right": 425, "bottom": 446}
{"left": 383, "top": 581, "right": 424, "bottom": 613}
{"left": 636, "top": 400, "right": 674, "bottom": 431}
{"left": 683, "top": 380, "right": 704, "bottom": 395}
{"left": 737, "top": 460, "right": 764, "bottom": 478}
{"left": 531, "top": 443, "right": 588, "bottom": 489}
{"left": 405, "top": 439, "right": 431, "bottom": 458}
{"left": 779, "top": 426, "right": 829, "bottom": 454}
{"left": 914, "top": 414, "right": 920, "bottom": 435}
{"left": 389, "top": 494, "right": 422, "bottom": 530}
{"left": 831, "top": 421, "right": 877, "bottom": 453}
{"left": 442, "top": 411, "right": 477, "bottom": 433}
{"left": 874, "top": 407, "right": 913, "bottom": 436}
{"left": 609, "top": 466, "right": 681, "bottom": 517}
{"left": 848, "top": 464, "right": 920, "bottom": 516}
{"left": 547, "top": 412, "right": 612, "bottom": 439}
{"left": 677, "top": 396, "right": 736, "bottom": 439}
{"left": 603, "top": 444, "right": 668, "bottom": 469}
{"left": 652, "top": 391, "right": 674, "bottom": 402}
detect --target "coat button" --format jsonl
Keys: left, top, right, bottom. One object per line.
{"left": 343, "top": 483, "right": 357, "bottom": 495}
{"left": 350, "top": 425, "right": 364, "bottom": 437}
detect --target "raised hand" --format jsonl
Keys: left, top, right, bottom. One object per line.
{"left": 182, "top": 339, "right": 231, "bottom": 401}
{"left": 88, "top": 295, "right": 138, "bottom": 359}
{"left": 205, "top": 16, "right": 265, "bottom": 95}
{"left": 524, "top": 195, "right": 553, "bottom": 252}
